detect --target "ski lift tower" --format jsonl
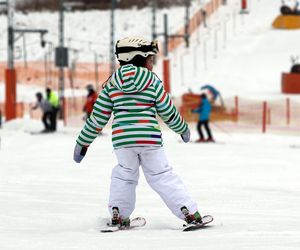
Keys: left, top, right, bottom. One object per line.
{"left": 4, "top": 0, "right": 16, "bottom": 121}
{"left": 2, "top": 0, "right": 48, "bottom": 121}
{"left": 56, "top": 0, "right": 85, "bottom": 125}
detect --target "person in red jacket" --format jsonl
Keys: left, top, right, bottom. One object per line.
{"left": 83, "top": 84, "right": 98, "bottom": 119}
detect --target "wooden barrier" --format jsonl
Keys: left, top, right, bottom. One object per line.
{"left": 180, "top": 93, "right": 200, "bottom": 122}
{"left": 180, "top": 93, "right": 236, "bottom": 122}
{"left": 281, "top": 73, "right": 300, "bottom": 93}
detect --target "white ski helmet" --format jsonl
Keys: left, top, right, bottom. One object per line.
{"left": 115, "top": 36, "right": 159, "bottom": 62}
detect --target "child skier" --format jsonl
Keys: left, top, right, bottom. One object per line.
{"left": 193, "top": 93, "right": 214, "bottom": 142}
{"left": 73, "top": 37, "right": 204, "bottom": 229}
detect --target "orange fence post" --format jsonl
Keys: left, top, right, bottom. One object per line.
{"left": 5, "top": 68, "right": 17, "bottom": 121}
{"left": 262, "top": 101, "right": 267, "bottom": 133}
{"left": 234, "top": 95, "right": 239, "bottom": 121}
{"left": 241, "top": 0, "right": 247, "bottom": 10}
{"left": 286, "top": 97, "right": 290, "bottom": 125}
{"left": 163, "top": 58, "right": 171, "bottom": 93}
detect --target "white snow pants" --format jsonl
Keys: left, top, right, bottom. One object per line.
{"left": 108, "top": 146, "right": 198, "bottom": 220}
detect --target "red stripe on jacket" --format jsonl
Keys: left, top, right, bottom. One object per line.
{"left": 111, "top": 92, "right": 124, "bottom": 98}
{"left": 112, "top": 129, "right": 124, "bottom": 135}
{"left": 124, "top": 71, "right": 135, "bottom": 77}
{"left": 136, "top": 140, "right": 159, "bottom": 144}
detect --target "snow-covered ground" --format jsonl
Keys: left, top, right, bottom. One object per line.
{"left": 0, "top": 119, "right": 300, "bottom": 250}
{"left": 169, "top": 0, "right": 300, "bottom": 99}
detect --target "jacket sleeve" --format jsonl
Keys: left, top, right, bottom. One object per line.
{"left": 154, "top": 81, "right": 188, "bottom": 134}
{"left": 76, "top": 87, "right": 113, "bottom": 147}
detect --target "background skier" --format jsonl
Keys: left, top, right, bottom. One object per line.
{"left": 46, "top": 87, "right": 59, "bottom": 131}
{"left": 31, "top": 92, "right": 53, "bottom": 133}
{"left": 192, "top": 93, "right": 214, "bottom": 142}
{"left": 83, "top": 84, "right": 98, "bottom": 119}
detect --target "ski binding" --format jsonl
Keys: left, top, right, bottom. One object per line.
{"left": 101, "top": 217, "right": 146, "bottom": 233}
{"left": 183, "top": 215, "right": 213, "bottom": 232}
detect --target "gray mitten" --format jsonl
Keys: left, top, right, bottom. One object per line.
{"left": 73, "top": 144, "right": 88, "bottom": 163}
{"left": 180, "top": 128, "right": 190, "bottom": 143}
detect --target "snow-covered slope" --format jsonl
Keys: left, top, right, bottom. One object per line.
{"left": 1, "top": 0, "right": 299, "bottom": 102}
{"left": 170, "top": 0, "right": 300, "bottom": 99}
{"left": 0, "top": 1, "right": 204, "bottom": 62}
{"left": 0, "top": 119, "right": 300, "bottom": 250}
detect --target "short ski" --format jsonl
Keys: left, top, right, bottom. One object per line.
{"left": 100, "top": 217, "right": 146, "bottom": 233}
{"left": 183, "top": 215, "right": 213, "bottom": 232}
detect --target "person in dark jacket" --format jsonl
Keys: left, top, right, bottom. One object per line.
{"left": 31, "top": 92, "right": 53, "bottom": 133}
{"left": 46, "top": 88, "right": 59, "bottom": 131}
{"left": 192, "top": 93, "right": 214, "bottom": 142}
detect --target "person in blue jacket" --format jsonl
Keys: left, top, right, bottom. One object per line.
{"left": 192, "top": 93, "right": 214, "bottom": 142}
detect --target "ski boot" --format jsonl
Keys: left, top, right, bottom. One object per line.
{"left": 111, "top": 207, "right": 130, "bottom": 228}
{"left": 181, "top": 206, "right": 202, "bottom": 225}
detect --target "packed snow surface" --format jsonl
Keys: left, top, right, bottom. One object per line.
{"left": 0, "top": 119, "right": 300, "bottom": 249}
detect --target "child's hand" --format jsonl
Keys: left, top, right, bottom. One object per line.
{"left": 73, "top": 144, "right": 88, "bottom": 163}
{"left": 180, "top": 128, "right": 190, "bottom": 143}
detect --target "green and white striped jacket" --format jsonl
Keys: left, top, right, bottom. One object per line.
{"left": 76, "top": 64, "right": 188, "bottom": 149}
